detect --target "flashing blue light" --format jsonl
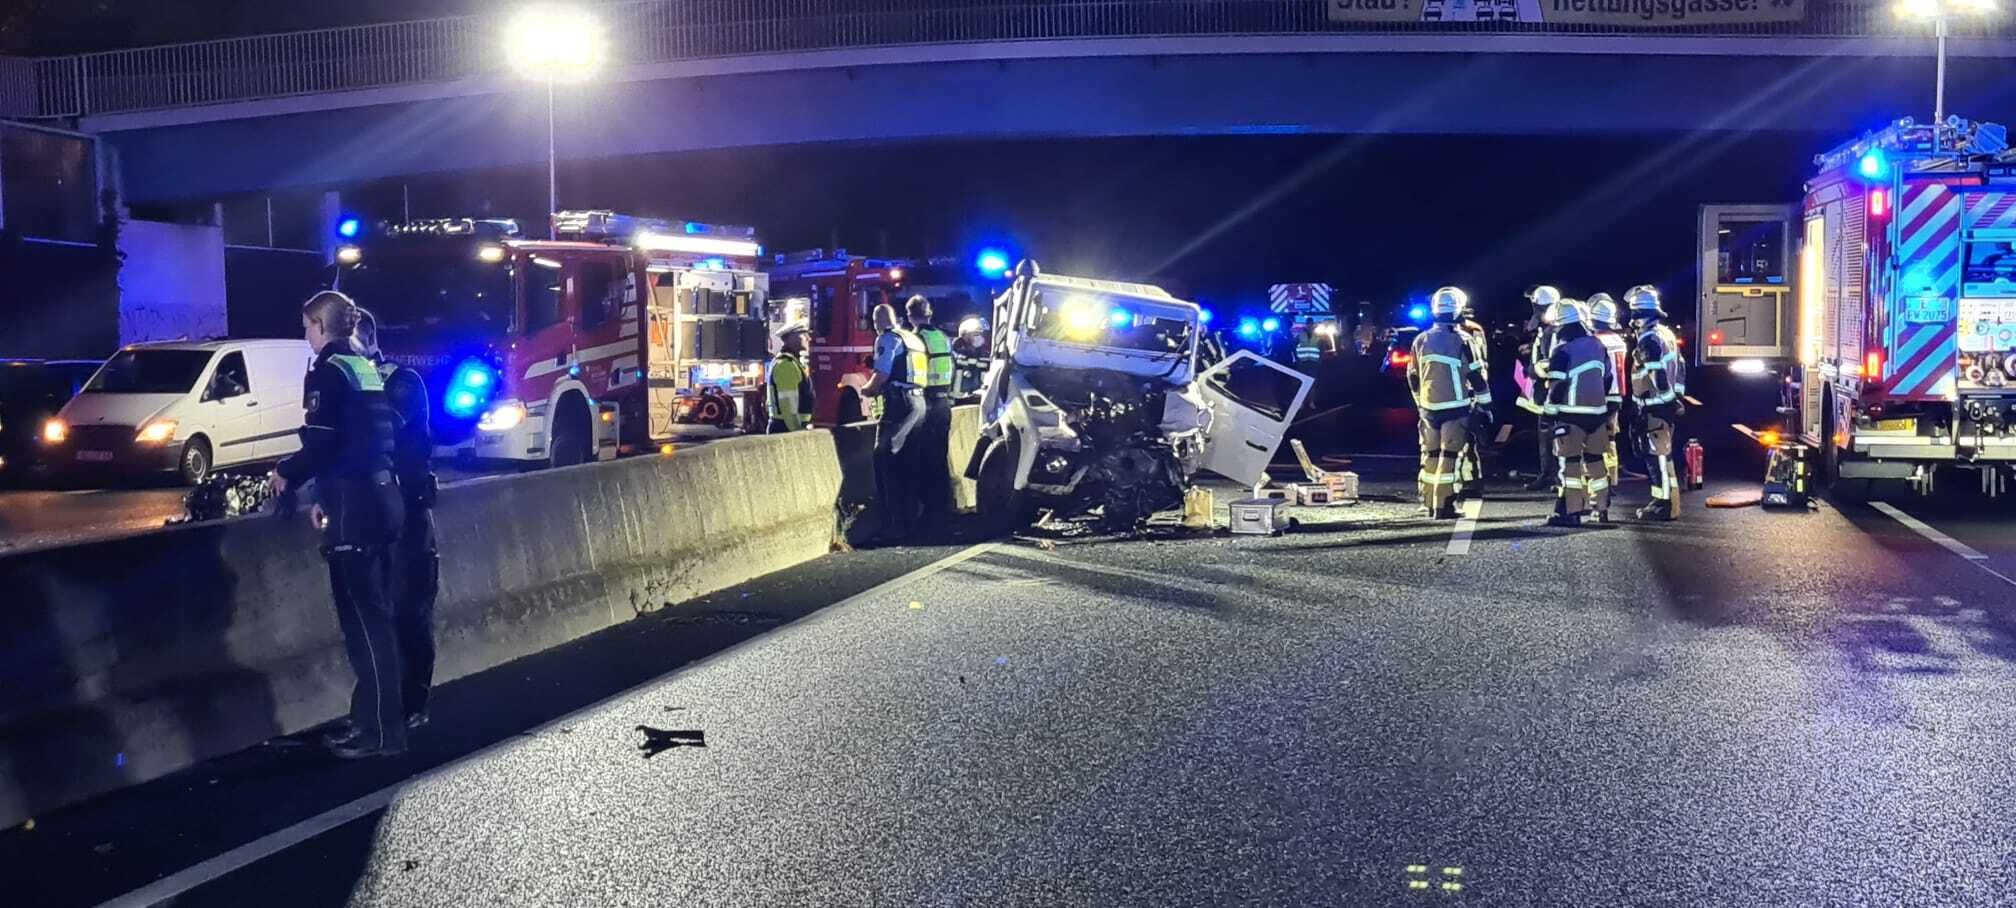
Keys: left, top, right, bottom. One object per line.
{"left": 1408, "top": 304, "right": 1430, "bottom": 323}
{"left": 1261, "top": 317, "right": 1281, "bottom": 333}
{"left": 684, "top": 222, "right": 704, "bottom": 234}
{"left": 447, "top": 390, "right": 481, "bottom": 417}
{"left": 336, "top": 217, "right": 361, "bottom": 239}
{"left": 1109, "top": 308, "right": 1134, "bottom": 328}
{"left": 976, "top": 248, "right": 1012, "bottom": 278}
{"left": 1857, "top": 149, "right": 1888, "bottom": 181}
{"left": 1199, "top": 309, "right": 1214, "bottom": 324}
{"left": 446, "top": 359, "right": 497, "bottom": 418}
{"left": 1237, "top": 317, "right": 1261, "bottom": 339}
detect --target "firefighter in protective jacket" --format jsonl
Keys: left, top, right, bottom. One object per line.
{"left": 1588, "top": 293, "right": 1630, "bottom": 523}
{"left": 1410, "top": 287, "right": 1489, "bottom": 519}
{"left": 1543, "top": 300, "right": 1615, "bottom": 528}
{"left": 1627, "top": 284, "right": 1686, "bottom": 521}
{"left": 1454, "top": 300, "right": 1493, "bottom": 499}
{"left": 1520, "top": 285, "right": 1563, "bottom": 491}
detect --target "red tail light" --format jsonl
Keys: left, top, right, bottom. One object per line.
{"left": 1388, "top": 351, "right": 1412, "bottom": 367}
{"left": 1866, "top": 350, "right": 1882, "bottom": 379}
{"left": 1708, "top": 329, "right": 1725, "bottom": 345}
{"left": 1869, "top": 188, "right": 1890, "bottom": 220}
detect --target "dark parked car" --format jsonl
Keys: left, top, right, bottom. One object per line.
{"left": 0, "top": 359, "right": 103, "bottom": 482}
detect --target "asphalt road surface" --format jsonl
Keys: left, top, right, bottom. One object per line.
{"left": 11, "top": 435, "right": 2016, "bottom": 907}
{"left": 0, "top": 465, "right": 503, "bottom": 554}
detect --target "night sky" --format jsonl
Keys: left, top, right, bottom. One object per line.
{"left": 342, "top": 130, "right": 1831, "bottom": 324}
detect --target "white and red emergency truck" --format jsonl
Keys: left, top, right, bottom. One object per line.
{"left": 766, "top": 249, "right": 909, "bottom": 425}
{"left": 332, "top": 211, "right": 770, "bottom": 468}
{"left": 1700, "top": 116, "right": 2016, "bottom": 494}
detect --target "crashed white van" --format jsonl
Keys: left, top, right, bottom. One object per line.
{"left": 966, "top": 264, "right": 1311, "bottom": 531}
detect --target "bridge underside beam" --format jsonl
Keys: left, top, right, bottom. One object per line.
{"left": 103, "top": 50, "right": 2016, "bottom": 202}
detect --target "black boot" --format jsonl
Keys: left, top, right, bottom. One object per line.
{"left": 1634, "top": 500, "right": 1676, "bottom": 522}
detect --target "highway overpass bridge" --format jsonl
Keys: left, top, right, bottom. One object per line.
{"left": 1, "top": 1, "right": 2015, "bottom": 204}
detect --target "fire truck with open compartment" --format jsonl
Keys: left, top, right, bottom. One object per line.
{"left": 331, "top": 211, "right": 771, "bottom": 468}
{"left": 1699, "top": 115, "right": 2016, "bottom": 496}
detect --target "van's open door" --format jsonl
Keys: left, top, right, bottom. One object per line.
{"left": 1698, "top": 204, "right": 1797, "bottom": 366}
{"left": 1195, "top": 350, "right": 1314, "bottom": 486}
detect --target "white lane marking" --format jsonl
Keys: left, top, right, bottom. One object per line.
{"left": 94, "top": 541, "right": 1000, "bottom": 908}
{"left": 1446, "top": 499, "right": 1483, "bottom": 555}
{"left": 1871, "top": 502, "right": 2016, "bottom": 587}
{"left": 1872, "top": 503, "right": 1987, "bottom": 560}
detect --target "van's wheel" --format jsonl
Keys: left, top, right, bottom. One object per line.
{"left": 975, "top": 436, "right": 1031, "bottom": 538}
{"left": 549, "top": 396, "right": 592, "bottom": 468}
{"left": 179, "top": 437, "right": 212, "bottom": 486}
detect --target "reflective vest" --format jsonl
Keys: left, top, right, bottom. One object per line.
{"left": 1410, "top": 324, "right": 1479, "bottom": 411}
{"left": 1546, "top": 332, "right": 1612, "bottom": 418}
{"left": 916, "top": 326, "right": 955, "bottom": 391}
{"left": 1630, "top": 322, "right": 1685, "bottom": 407}
{"left": 1595, "top": 330, "right": 1629, "bottom": 405}
{"left": 767, "top": 352, "right": 811, "bottom": 431}
{"left": 883, "top": 328, "right": 929, "bottom": 388}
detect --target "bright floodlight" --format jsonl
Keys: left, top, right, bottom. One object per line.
{"left": 504, "top": 5, "right": 607, "bottom": 82}
{"left": 1895, "top": 0, "right": 1997, "bottom": 18}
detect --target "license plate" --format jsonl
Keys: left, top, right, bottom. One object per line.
{"left": 75, "top": 450, "right": 114, "bottom": 462}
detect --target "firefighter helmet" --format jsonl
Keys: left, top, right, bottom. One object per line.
{"left": 1527, "top": 285, "right": 1562, "bottom": 310}
{"left": 1587, "top": 293, "right": 1620, "bottom": 329}
{"left": 1626, "top": 284, "right": 1665, "bottom": 318}
{"left": 1430, "top": 286, "right": 1468, "bottom": 321}
{"left": 1551, "top": 299, "right": 1589, "bottom": 328}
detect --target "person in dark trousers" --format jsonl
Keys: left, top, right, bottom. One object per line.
{"left": 1519, "top": 284, "right": 1563, "bottom": 492}
{"left": 862, "top": 302, "right": 927, "bottom": 544}
{"left": 906, "top": 295, "right": 957, "bottom": 533}
{"left": 767, "top": 324, "right": 814, "bottom": 433}
{"left": 354, "top": 307, "right": 439, "bottom": 730}
{"left": 272, "top": 291, "right": 407, "bottom": 759}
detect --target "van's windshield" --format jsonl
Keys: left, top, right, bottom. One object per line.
{"left": 83, "top": 350, "right": 213, "bottom": 394}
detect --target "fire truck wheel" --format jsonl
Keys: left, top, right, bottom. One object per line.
{"left": 549, "top": 396, "right": 592, "bottom": 469}
{"left": 975, "top": 435, "right": 1032, "bottom": 538}
{"left": 178, "top": 437, "right": 212, "bottom": 486}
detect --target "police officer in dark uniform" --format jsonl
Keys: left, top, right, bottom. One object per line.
{"left": 863, "top": 302, "right": 928, "bottom": 544}
{"left": 354, "top": 307, "right": 439, "bottom": 731}
{"left": 906, "top": 295, "right": 957, "bottom": 534}
{"left": 272, "top": 291, "right": 407, "bottom": 759}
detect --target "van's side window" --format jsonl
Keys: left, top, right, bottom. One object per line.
{"left": 208, "top": 352, "right": 250, "bottom": 401}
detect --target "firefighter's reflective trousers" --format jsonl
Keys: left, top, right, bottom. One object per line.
{"left": 1418, "top": 411, "right": 1470, "bottom": 514}
{"left": 1553, "top": 419, "right": 1612, "bottom": 516}
{"left": 1640, "top": 411, "right": 1680, "bottom": 511}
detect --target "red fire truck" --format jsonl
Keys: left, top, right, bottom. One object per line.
{"left": 766, "top": 249, "right": 908, "bottom": 425}
{"left": 1700, "top": 115, "right": 2016, "bottom": 495}
{"left": 332, "top": 211, "right": 771, "bottom": 468}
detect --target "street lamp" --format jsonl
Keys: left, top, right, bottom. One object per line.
{"left": 503, "top": 4, "right": 607, "bottom": 223}
{"left": 1893, "top": 0, "right": 1998, "bottom": 132}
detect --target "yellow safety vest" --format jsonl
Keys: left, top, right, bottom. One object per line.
{"left": 917, "top": 326, "right": 955, "bottom": 391}
{"left": 887, "top": 328, "right": 929, "bottom": 388}
{"left": 767, "top": 352, "right": 810, "bottom": 431}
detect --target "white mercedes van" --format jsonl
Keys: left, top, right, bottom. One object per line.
{"left": 43, "top": 339, "right": 315, "bottom": 485}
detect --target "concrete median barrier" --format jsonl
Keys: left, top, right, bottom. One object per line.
{"left": 0, "top": 429, "right": 841, "bottom": 827}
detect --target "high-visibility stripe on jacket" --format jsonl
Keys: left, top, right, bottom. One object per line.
{"left": 1630, "top": 323, "right": 1685, "bottom": 407}
{"left": 768, "top": 352, "right": 812, "bottom": 430}
{"left": 1409, "top": 324, "right": 1487, "bottom": 411}
{"left": 1546, "top": 333, "right": 1613, "bottom": 417}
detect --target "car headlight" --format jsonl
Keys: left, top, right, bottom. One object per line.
{"left": 135, "top": 419, "right": 178, "bottom": 444}
{"left": 477, "top": 400, "right": 527, "bottom": 432}
{"left": 42, "top": 418, "right": 67, "bottom": 444}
